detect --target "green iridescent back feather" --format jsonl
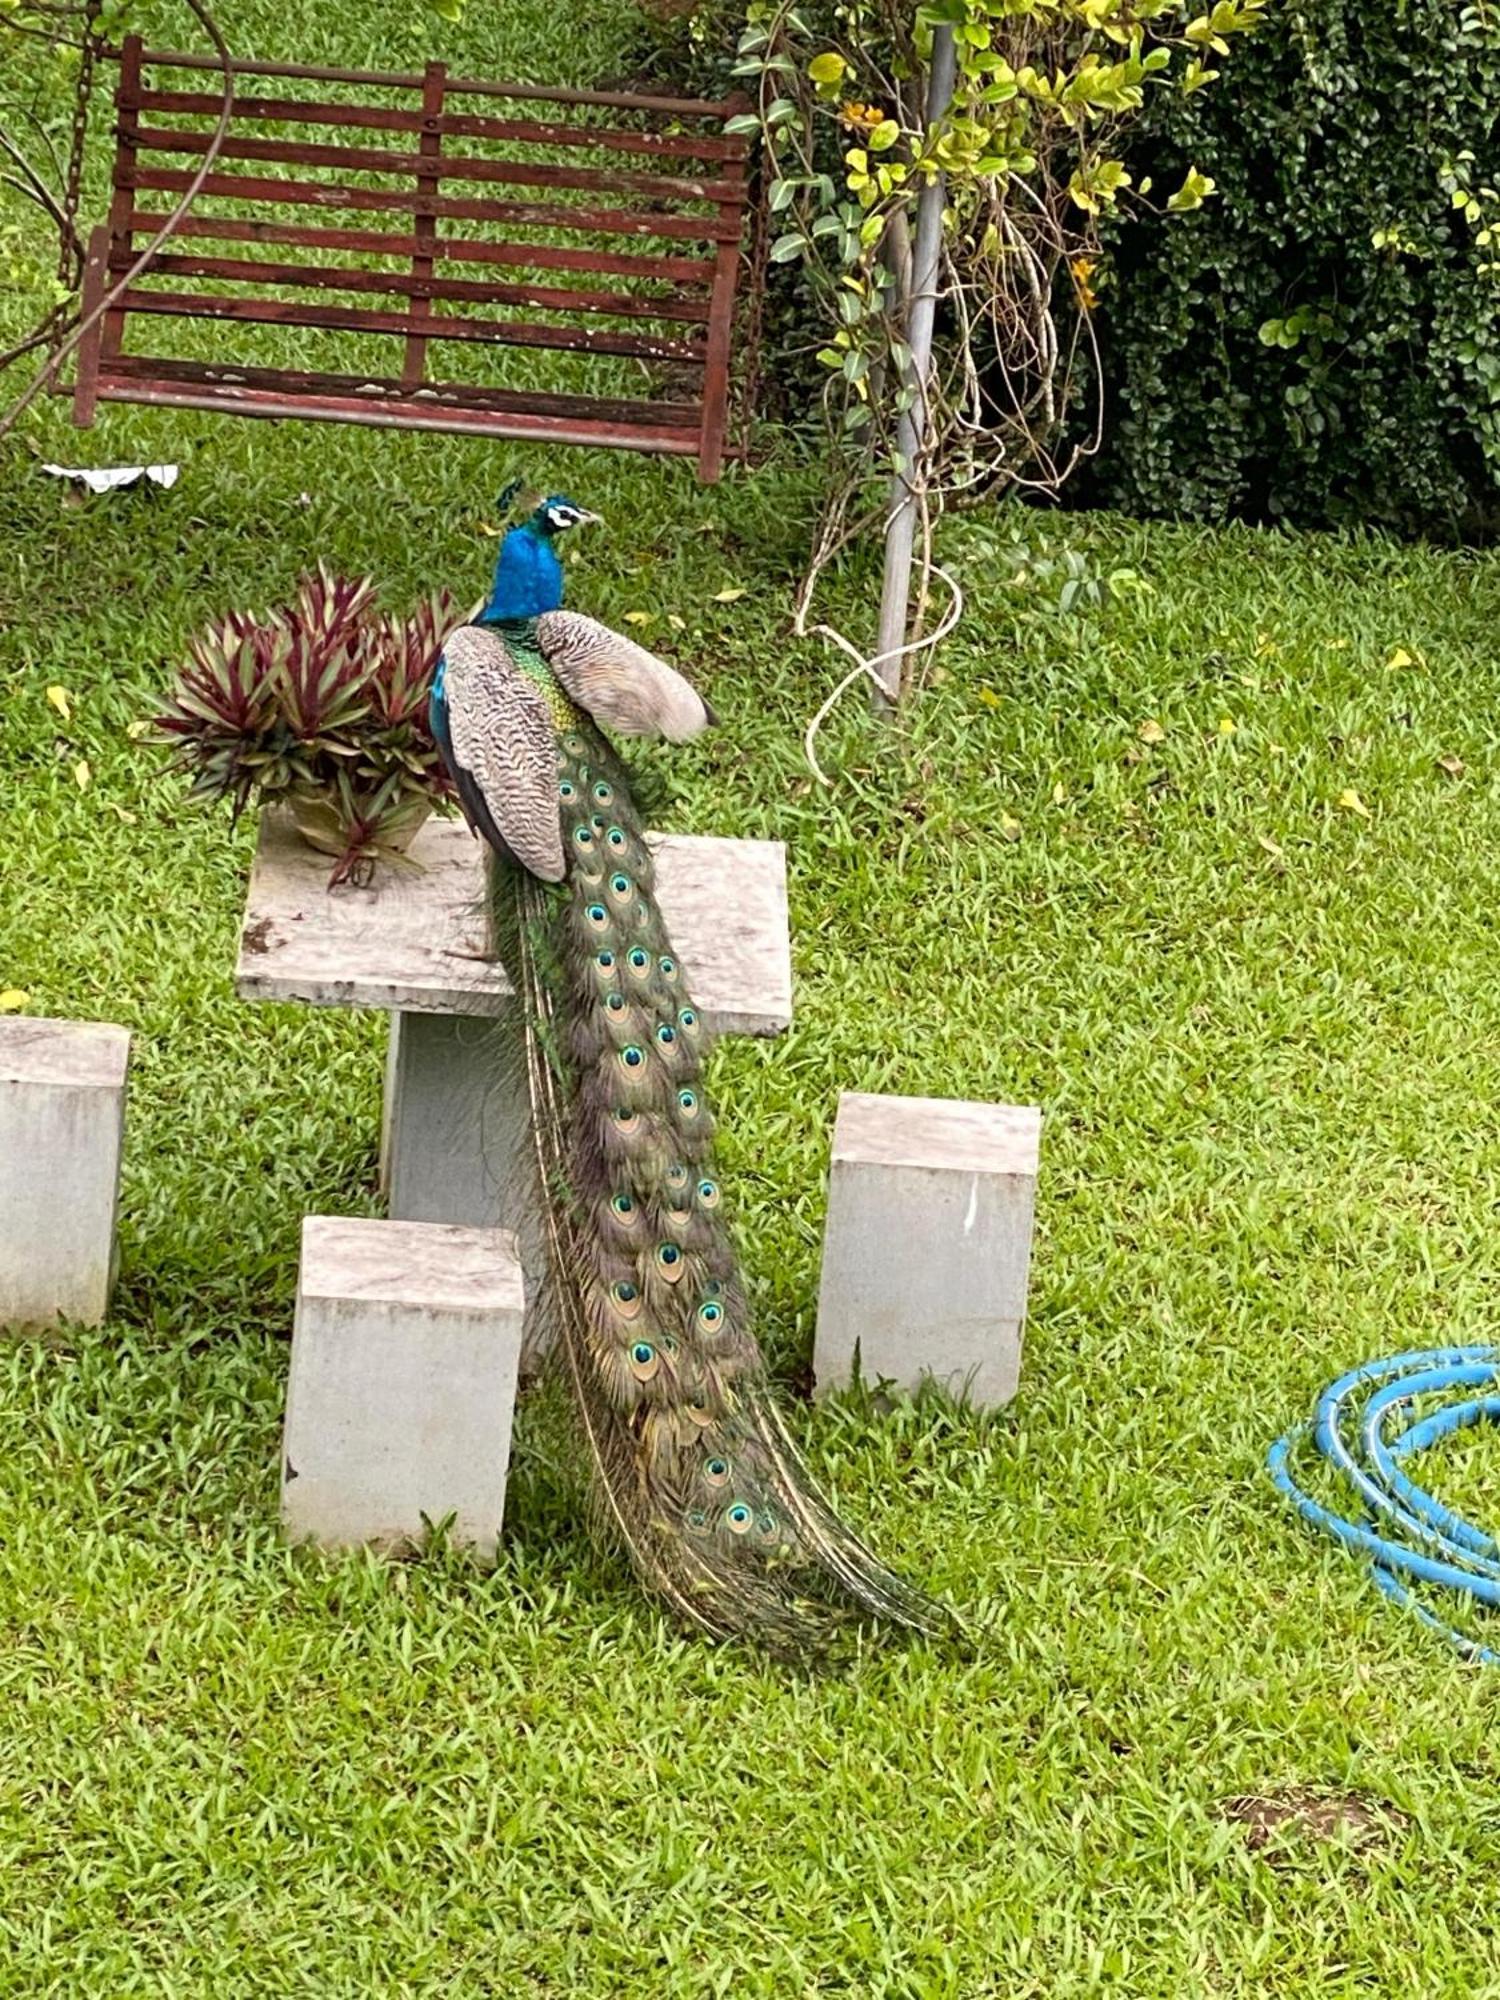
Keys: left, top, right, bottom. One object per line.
{"left": 490, "top": 700, "right": 953, "bottom": 1654}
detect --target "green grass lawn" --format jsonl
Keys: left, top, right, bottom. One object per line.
{"left": 8, "top": 3, "right": 1500, "bottom": 1995}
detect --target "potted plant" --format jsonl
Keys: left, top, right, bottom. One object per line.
{"left": 152, "top": 566, "right": 460, "bottom": 887}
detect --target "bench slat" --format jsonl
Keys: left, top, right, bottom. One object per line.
{"left": 100, "top": 352, "right": 703, "bottom": 427}
{"left": 128, "top": 125, "right": 748, "bottom": 206}
{"left": 127, "top": 211, "right": 718, "bottom": 285}
{"left": 127, "top": 166, "right": 743, "bottom": 242}
{"left": 135, "top": 45, "right": 742, "bottom": 122}
{"left": 116, "top": 287, "right": 709, "bottom": 362}
{"left": 134, "top": 88, "right": 749, "bottom": 163}
{"left": 122, "top": 252, "right": 713, "bottom": 325}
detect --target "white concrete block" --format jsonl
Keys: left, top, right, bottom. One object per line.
{"left": 813, "top": 1092, "right": 1042, "bottom": 1408}
{"left": 0, "top": 1016, "right": 130, "bottom": 1330}
{"left": 282, "top": 1216, "right": 525, "bottom": 1560}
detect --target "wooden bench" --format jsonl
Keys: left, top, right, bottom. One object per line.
{"left": 73, "top": 38, "right": 754, "bottom": 480}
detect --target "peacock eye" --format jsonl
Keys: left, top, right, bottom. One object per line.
{"left": 696, "top": 1178, "right": 719, "bottom": 1208}
{"left": 559, "top": 780, "right": 576, "bottom": 800}
{"left": 756, "top": 1511, "right": 778, "bottom": 1540}
{"left": 593, "top": 781, "right": 614, "bottom": 804}
{"left": 590, "top": 814, "right": 607, "bottom": 834}
{"left": 586, "top": 904, "right": 608, "bottom": 927}
{"left": 607, "top": 827, "right": 627, "bottom": 849}
{"left": 656, "top": 1024, "right": 676, "bottom": 1047}
{"left": 627, "top": 949, "right": 650, "bottom": 973}
{"left": 678, "top": 1008, "right": 697, "bottom": 1031}
{"left": 664, "top": 1162, "right": 688, "bottom": 1190}
{"left": 725, "top": 1503, "right": 753, "bottom": 1533}
{"left": 563, "top": 734, "right": 586, "bottom": 756}
{"left": 573, "top": 826, "right": 593, "bottom": 847}
{"left": 619, "top": 1045, "right": 645, "bottom": 1071}
{"left": 704, "top": 1456, "right": 730, "bottom": 1485}
{"left": 659, "top": 956, "right": 677, "bottom": 980}
{"left": 596, "top": 949, "right": 615, "bottom": 969}
{"left": 687, "top": 1507, "right": 708, "bottom": 1532}
{"left": 656, "top": 1243, "right": 683, "bottom": 1278}
{"left": 697, "top": 1299, "right": 723, "bottom": 1329}
{"left": 677, "top": 1088, "right": 698, "bottom": 1114}
{"left": 610, "top": 873, "right": 631, "bottom": 896}
{"left": 629, "top": 1340, "right": 658, "bottom": 1378}
{"left": 605, "top": 992, "right": 625, "bottom": 1013}
{"left": 610, "top": 1192, "right": 634, "bottom": 1217}
{"left": 611, "top": 1107, "right": 637, "bottom": 1129}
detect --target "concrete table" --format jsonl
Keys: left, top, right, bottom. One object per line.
{"left": 236, "top": 809, "right": 794, "bottom": 1233}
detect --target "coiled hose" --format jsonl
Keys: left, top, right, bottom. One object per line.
{"left": 1268, "top": 1346, "right": 1500, "bottom": 1663}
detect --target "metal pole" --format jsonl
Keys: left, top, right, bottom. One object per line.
{"left": 870, "top": 24, "right": 956, "bottom": 710}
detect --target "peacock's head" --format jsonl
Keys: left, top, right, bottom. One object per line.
{"left": 530, "top": 494, "right": 601, "bottom": 538}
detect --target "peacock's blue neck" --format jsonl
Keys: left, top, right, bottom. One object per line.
{"left": 477, "top": 523, "right": 564, "bottom": 624}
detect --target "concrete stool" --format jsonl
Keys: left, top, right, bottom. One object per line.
{"left": 813, "top": 1091, "right": 1042, "bottom": 1408}
{"left": 0, "top": 1016, "right": 130, "bottom": 1330}
{"left": 282, "top": 1215, "right": 525, "bottom": 1560}
{"left": 236, "top": 809, "right": 794, "bottom": 1233}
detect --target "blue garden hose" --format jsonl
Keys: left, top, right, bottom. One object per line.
{"left": 1268, "top": 1346, "right": 1500, "bottom": 1663}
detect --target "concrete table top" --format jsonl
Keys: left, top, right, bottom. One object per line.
{"left": 236, "top": 808, "right": 793, "bottom": 1037}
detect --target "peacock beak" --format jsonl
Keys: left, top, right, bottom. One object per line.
{"left": 574, "top": 509, "right": 603, "bottom": 526}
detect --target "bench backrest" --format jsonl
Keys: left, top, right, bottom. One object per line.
{"left": 73, "top": 38, "right": 754, "bottom": 480}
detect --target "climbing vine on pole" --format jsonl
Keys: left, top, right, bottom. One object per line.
{"left": 731, "top": 0, "right": 1263, "bottom": 713}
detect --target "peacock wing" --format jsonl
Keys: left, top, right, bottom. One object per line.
{"left": 440, "top": 624, "right": 565, "bottom": 883}
{"left": 536, "top": 609, "right": 714, "bottom": 744}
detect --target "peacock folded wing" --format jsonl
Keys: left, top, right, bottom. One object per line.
{"left": 536, "top": 610, "right": 714, "bottom": 744}
{"left": 438, "top": 624, "right": 566, "bottom": 883}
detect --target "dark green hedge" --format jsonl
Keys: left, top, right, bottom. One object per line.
{"left": 1078, "top": 1, "right": 1500, "bottom": 540}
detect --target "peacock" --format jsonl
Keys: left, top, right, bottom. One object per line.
{"left": 429, "top": 485, "right": 952, "bottom": 1655}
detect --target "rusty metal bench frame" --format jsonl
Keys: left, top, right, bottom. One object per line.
{"left": 72, "top": 38, "right": 754, "bottom": 480}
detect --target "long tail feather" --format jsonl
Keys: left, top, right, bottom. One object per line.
{"left": 490, "top": 723, "right": 956, "bottom": 1655}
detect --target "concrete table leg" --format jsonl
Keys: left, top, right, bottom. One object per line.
{"left": 813, "top": 1091, "right": 1042, "bottom": 1409}
{"left": 282, "top": 1215, "right": 525, "bottom": 1561}
{"left": 0, "top": 1017, "right": 130, "bottom": 1330}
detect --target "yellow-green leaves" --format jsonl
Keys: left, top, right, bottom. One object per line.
{"left": 0, "top": 989, "right": 29, "bottom": 1013}
{"left": 1167, "top": 166, "right": 1216, "bottom": 213}
{"left": 808, "top": 51, "right": 846, "bottom": 90}
{"left": 45, "top": 685, "right": 71, "bottom": 723}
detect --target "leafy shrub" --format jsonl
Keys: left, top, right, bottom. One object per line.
{"left": 1080, "top": 0, "right": 1500, "bottom": 540}
{"left": 153, "top": 568, "right": 458, "bottom": 887}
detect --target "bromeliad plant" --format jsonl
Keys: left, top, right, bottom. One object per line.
{"left": 153, "top": 566, "right": 460, "bottom": 887}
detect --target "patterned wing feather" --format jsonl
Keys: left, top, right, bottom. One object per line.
{"left": 537, "top": 610, "right": 714, "bottom": 744}
{"left": 441, "top": 625, "right": 565, "bottom": 883}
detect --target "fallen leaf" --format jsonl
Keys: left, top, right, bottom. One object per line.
{"left": 1052, "top": 780, "right": 1067, "bottom": 805}
{"left": 109, "top": 803, "right": 138, "bottom": 825}
{"left": 623, "top": 610, "right": 653, "bottom": 626}
{"left": 999, "top": 813, "right": 1022, "bottom": 842}
{"left": 1268, "top": 742, "right": 1286, "bottom": 755}
{"left": 1218, "top": 716, "right": 1237, "bottom": 736}
{"left": 1138, "top": 718, "right": 1166, "bottom": 744}
{"left": 0, "top": 988, "right": 29, "bottom": 1011}
{"left": 1256, "top": 833, "right": 1286, "bottom": 860}
{"left": 976, "top": 688, "right": 1003, "bottom": 710}
{"left": 667, "top": 614, "right": 686, "bottom": 633}
{"left": 72, "top": 759, "right": 91, "bottom": 790}
{"left": 1436, "top": 753, "right": 1465, "bottom": 778}
{"left": 712, "top": 586, "right": 747, "bottom": 603}
{"left": 1337, "top": 787, "right": 1371, "bottom": 819}
{"left": 46, "top": 684, "right": 71, "bottom": 722}
{"left": 1385, "top": 647, "right": 1414, "bottom": 670}
{"left": 125, "top": 719, "right": 151, "bottom": 740}
{"left": 476, "top": 522, "right": 503, "bottom": 538}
